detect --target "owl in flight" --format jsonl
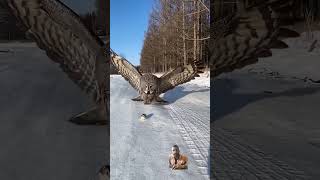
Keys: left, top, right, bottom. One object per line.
{"left": 210, "top": 0, "right": 301, "bottom": 78}
{"left": 110, "top": 50, "right": 203, "bottom": 104}
{"left": 4, "top": 0, "right": 109, "bottom": 125}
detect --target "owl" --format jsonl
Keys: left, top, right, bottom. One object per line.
{"left": 209, "top": 0, "right": 301, "bottom": 78}
{"left": 110, "top": 50, "right": 203, "bottom": 104}
{"left": 4, "top": 0, "right": 109, "bottom": 125}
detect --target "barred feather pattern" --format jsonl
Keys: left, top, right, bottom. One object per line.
{"left": 110, "top": 49, "right": 142, "bottom": 91}
{"left": 6, "top": 0, "right": 107, "bottom": 104}
{"left": 159, "top": 60, "right": 203, "bottom": 93}
{"left": 210, "top": 0, "right": 300, "bottom": 78}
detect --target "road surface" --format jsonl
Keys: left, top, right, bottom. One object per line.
{"left": 212, "top": 34, "right": 320, "bottom": 179}
{"left": 0, "top": 42, "right": 108, "bottom": 180}
{"left": 110, "top": 75, "right": 210, "bottom": 180}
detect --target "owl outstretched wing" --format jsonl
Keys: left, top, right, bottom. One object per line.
{"left": 210, "top": 0, "right": 301, "bottom": 78}
{"left": 110, "top": 49, "right": 142, "bottom": 91}
{"left": 5, "top": 0, "right": 108, "bottom": 103}
{"left": 159, "top": 60, "right": 203, "bottom": 93}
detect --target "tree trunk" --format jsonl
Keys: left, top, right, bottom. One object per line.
{"left": 153, "top": 56, "right": 156, "bottom": 73}
{"left": 182, "top": 0, "right": 187, "bottom": 66}
{"left": 164, "top": 37, "right": 167, "bottom": 72}
{"left": 196, "top": 0, "right": 200, "bottom": 61}
{"left": 193, "top": 0, "right": 197, "bottom": 61}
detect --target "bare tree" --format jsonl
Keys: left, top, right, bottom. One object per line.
{"left": 95, "top": 0, "right": 107, "bottom": 36}
{"left": 141, "top": 0, "right": 210, "bottom": 73}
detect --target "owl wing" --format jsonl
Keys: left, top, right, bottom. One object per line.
{"left": 159, "top": 60, "right": 203, "bottom": 93}
{"left": 5, "top": 0, "right": 108, "bottom": 102}
{"left": 110, "top": 50, "right": 142, "bottom": 91}
{"left": 210, "top": 0, "right": 301, "bottom": 78}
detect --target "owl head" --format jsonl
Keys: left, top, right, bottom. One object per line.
{"left": 140, "top": 74, "right": 159, "bottom": 104}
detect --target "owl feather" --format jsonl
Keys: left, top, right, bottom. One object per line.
{"left": 110, "top": 49, "right": 142, "bottom": 91}
{"left": 5, "top": 0, "right": 109, "bottom": 125}
{"left": 210, "top": 0, "right": 301, "bottom": 78}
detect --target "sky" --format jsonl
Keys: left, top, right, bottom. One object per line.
{"left": 111, "top": 0, "right": 154, "bottom": 65}
{"left": 59, "top": 0, "right": 153, "bottom": 65}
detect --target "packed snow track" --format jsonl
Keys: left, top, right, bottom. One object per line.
{"left": 0, "top": 43, "right": 108, "bottom": 180}
{"left": 110, "top": 74, "right": 210, "bottom": 180}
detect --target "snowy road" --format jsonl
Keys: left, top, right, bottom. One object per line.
{"left": 0, "top": 43, "right": 108, "bottom": 180}
{"left": 212, "top": 72, "right": 319, "bottom": 179}
{"left": 110, "top": 75, "right": 210, "bottom": 180}
{"left": 212, "top": 32, "right": 320, "bottom": 179}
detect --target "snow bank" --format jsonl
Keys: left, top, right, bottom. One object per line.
{"left": 246, "top": 31, "right": 320, "bottom": 80}
{"left": 283, "top": 31, "right": 320, "bottom": 53}
{"left": 184, "top": 71, "right": 210, "bottom": 88}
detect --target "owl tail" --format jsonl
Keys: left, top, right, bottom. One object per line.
{"left": 69, "top": 106, "right": 107, "bottom": 125}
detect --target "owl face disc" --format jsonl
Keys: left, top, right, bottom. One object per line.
{"left": 139, "top": 74, "right": 159, "bottom": 104}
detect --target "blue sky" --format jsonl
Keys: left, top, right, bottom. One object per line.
{"left": 111, "top": 0, "right": 154, "bottom": 65}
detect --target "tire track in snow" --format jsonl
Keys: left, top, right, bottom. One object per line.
{"left": 167, "top": 101, "right": 210, "bottom": 179}
{"left": 211, "top": 127, "right": 308, "bottom": 180}
{"left": 166, "top": 99, "right": 307, "bottom": 180}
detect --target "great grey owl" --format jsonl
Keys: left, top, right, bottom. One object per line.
{"left": 4, "top": 0, "right": 109, "bottom": 125}
{"left": 209, "top": 0, "right": 301, "bottom": 78}
{"left": 110, "top": 50, "right": 203, "bottom": 104}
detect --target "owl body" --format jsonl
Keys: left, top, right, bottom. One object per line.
{"left": 138, "top": 74, "right": 160, "bottom": 104}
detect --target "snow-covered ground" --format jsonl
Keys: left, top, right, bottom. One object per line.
{"left": 0, "top": 42, "right": 108, "bottom": 180}
{"left": 213, "top": 31, "right": 320, "bottom": 179}
{"left": 243, "top": 31, "right": 320, "bottom": 80}
{"left": 110, "top": 74, "right": 210, "bottom": 180}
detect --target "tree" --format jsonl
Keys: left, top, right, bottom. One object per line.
{"left": 0, "top": 2, "right": 26, "bottom": 40}
{"left": 140, "top": 0, "right": 210, "bottom": 73}
{"left": 95, "top": 0, "right": 108, "bottom": 36}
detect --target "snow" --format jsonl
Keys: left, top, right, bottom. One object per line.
{"left": 4, "top": 28, "right": 320, "bottom": 179}
{"left": 184, "top": 71, "right": 210, "bottom": 89}
{"left": 0, "top": 41, "right": 210, "bottom": 179}
{"left": 110, "top": 74, "right": 210, "bottom": 180}
{"left": 284, "top": 31, "right": 320, "bottom": 52}
{"left": 213, "top": 31, "right": 320, "bottom": 178}
{"left": 242, "top": 31, "right": 320, "bottom": 80}
{"left": 0, "top": 43, "right": 108, "bottom": 180}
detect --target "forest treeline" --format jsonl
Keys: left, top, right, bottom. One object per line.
{"left": 0, "top": 0, "right": 106, "bottom": 40}
{"left": 211, "top": 0, "right": 320, "bottom": 20}
{"left": 140, "top": 0, "right": 210, "bottom": 73}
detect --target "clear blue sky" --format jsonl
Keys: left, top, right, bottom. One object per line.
{"left": 111, "top": 0, "right": 154, "bottom": 65}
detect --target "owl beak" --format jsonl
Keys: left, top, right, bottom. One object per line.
{"left": 145, "top": 85, "right": 150, "bottom": 94}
